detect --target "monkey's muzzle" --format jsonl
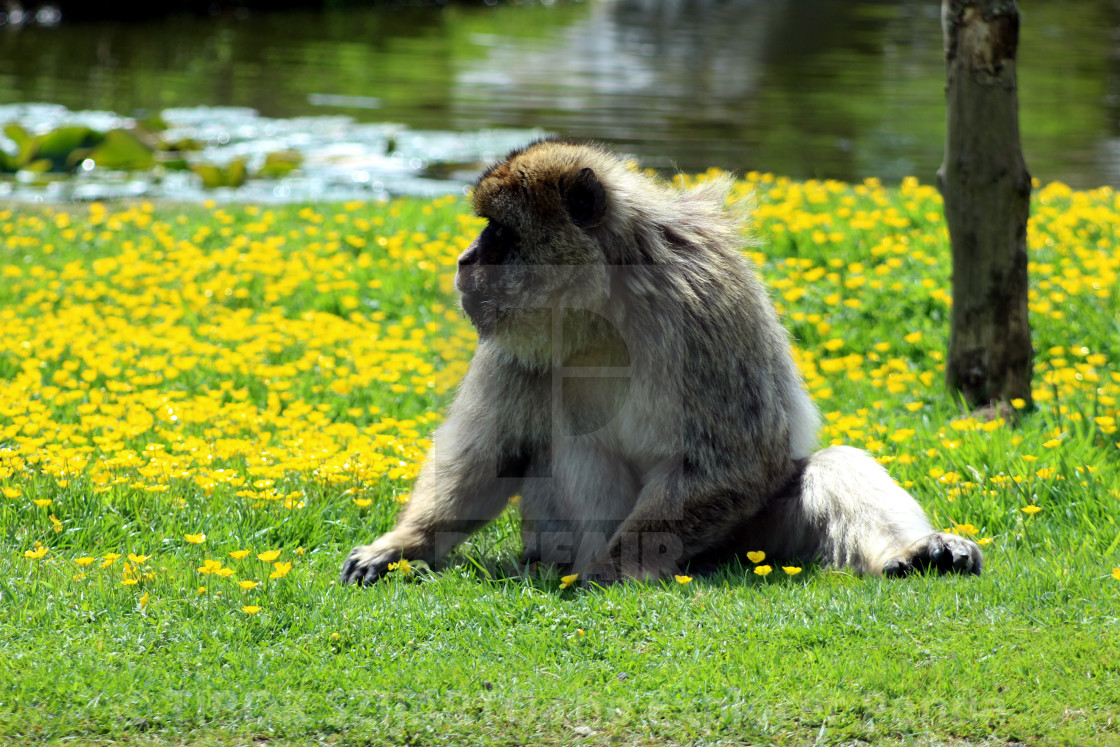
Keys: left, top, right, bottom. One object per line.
{"left": 460, "top": 291, "right": 486, "bottom": 320}
{"left": 459, "top": 291, "right": 498, "bottom": 336}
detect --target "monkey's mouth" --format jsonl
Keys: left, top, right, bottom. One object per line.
{"left": 460, "top": 291, "right": 488, "bottom": 319}
{"left": 460, "top": 291, "right": 498, "bottom": 335}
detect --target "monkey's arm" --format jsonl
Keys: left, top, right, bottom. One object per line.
{"left": 340, "top": 346, "right": 532, "bottom": 585}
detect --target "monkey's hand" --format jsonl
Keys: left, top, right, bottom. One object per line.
{"left": 340, "top": 543, "right": 401, "bottom": 585}
{"left": 881, "top": 532, "right": 983, "bottom": 577}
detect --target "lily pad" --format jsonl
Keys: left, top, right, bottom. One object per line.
{"left": 36, "top": 126, "right": 104, "bottom": 171}
{"left": 90, "top": 129, "right": 155, "bottom": 171}
{"left": 191, "top": 159, "right": 248, "bottom": 189}
{"left": 257, "top": 150, "right": 302, "bottom": 179}
{"left": 2, "top": 123, "right": 36, "bottom": 171}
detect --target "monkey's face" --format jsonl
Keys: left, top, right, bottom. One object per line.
{"left": 457, "top": 142, "right": 614, "bottom": 353}
{"left": 454, "top": 218, "right": 533, "bottom": 335}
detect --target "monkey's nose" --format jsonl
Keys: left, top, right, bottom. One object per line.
{"left": 457, "top": 242, "right": 479, "bottom": 267}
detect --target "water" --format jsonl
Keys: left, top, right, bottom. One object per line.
{"left": 0, "top": 102, "right": 546, "bottom": 201}
{"left": 0, "top": 0, "right": 1117, "bottom": 202}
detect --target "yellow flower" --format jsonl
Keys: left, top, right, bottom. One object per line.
{"left": 257, "top": 549, "right": 281, "bottom": 562}
{"left": 1112, "top": 567, "right": 1120, "bottom": 581}
{"left": 184, "top": 533, "right": 206, "bottom": 544}
{"left": 238, "top": 580, "right": 258, "bottom": 590}
{"left": 229, "top": 550, "right": 250, "bottom": 560}
{"left": 746, "top": 551, "right": 766, "bottom": 564}
{"left": 754, "top": 564, "right": 773, "bottom": 577}
{"left": 1, "top": 487, "right": 21, "bottom": 499}
{"left": 23, "top": 546, "right": 48, "bottom": 559}
{"left": 214, "top": 567, "right": 236, "bottom": 578}
{"left": 75, "top": 556, "right": 96, "bottom": 566}
{"left": 782, "top": 566, "right": 802, "bottom": 575}
{"left": 674, "top": 575, "right": 692, "bottom": 584}
{"left": 197, "top": 586, "right": 207, "bottom": 594}
{"left": 1021, "top": 505, "right": 1043, "bottom": 515}
{"left": 49, "top": 514, "right": 63, "bottom": 533}
{"left": 121, "top": 577, "right": 139, "bottom": 586}
{"left": 387, "top": 559, "right": 413, "bottom": 574}
{"left": 197, "top": 559, "right": 223, "bottom": 575}
{"left": 269, "top": 561, "right": 292, "bottom": 579}
{"left": 559, "top": 573, "right": 579, "bottom": 589}
{"left": 32, "top": 499, "right": 52, "bottom": 508}
{"left": 100, "top": 552, "right": 121, "bottom": 568}
{"left": 1042, "top": 439, "right": 1063, "bottom": 449}
{"left": 353, "top": 498, "right": 372, "bottom": 508}
{"left": 241, "top": 605, "right": 261, "bottom": 615}
{"left": 127, "top": 553, "right": 150, "bottom": 564}
{"left": 903, "top": 330, "right": 922, "bottom": 344}
{"left": 1010, "top": 398, "right": 1027, "bottom": 409}
{"left": 139, "top": 592, "right": 149, "bottom": 609}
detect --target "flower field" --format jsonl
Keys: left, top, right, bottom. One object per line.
{"left": 2, "top": 175, "right": 1119, "bottom": 744}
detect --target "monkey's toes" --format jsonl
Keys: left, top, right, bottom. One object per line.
{"left": 340, "top": 545, "right": 395, "bottom": 586}
{"left": 883, "top": 532, "right": 983, "bottom": 578}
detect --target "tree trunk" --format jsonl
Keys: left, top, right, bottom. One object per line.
{"left": 937, "top": 0, "right": 1033, "bottom": 409}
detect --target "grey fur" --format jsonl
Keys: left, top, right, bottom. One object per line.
{"left": 340, "top": 141, "right": 982, "bottom": 585}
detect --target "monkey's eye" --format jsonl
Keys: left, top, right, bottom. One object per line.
{"left": 478, "top": 220, "right": 519, "bottom": 264}
{"left": 490, "top": 222, "right": 516, "bottom": 243}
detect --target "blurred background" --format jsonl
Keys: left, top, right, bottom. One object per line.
{"left": 1, "top": 0, "right": 1116, "bottom": 201}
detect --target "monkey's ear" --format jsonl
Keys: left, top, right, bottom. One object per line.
{"left": 561, "top": 167, "right": 607, "bottom": 228}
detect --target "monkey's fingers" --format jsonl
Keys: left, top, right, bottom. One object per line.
{"left": 882, "top": 532, "right": 983, "bottom": 578}
{"left": 340, "top": 544, "right": 396, "bottom": 585}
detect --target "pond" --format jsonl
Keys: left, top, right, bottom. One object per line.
{"left": 1, "top": 0, "right": 1117, "bottom": 202}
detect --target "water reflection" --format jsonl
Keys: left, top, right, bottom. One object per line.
{"left": 0, "top": 0, "right": 1117, "bottom": 198}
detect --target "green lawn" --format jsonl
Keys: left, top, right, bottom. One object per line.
{"left": 2, "top": 176, "right": 1119, "bottom": 745}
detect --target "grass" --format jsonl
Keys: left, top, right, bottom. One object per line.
{"left": 1, "top": 174, "right": 1119, "bottom": 745}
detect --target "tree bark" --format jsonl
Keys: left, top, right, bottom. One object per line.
{"left": 937, "top": 0, "right": 1033, "bottom": 409}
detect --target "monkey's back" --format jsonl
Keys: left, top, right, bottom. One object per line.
{"left": 615, "top": 176, "right": 818, "bottom": 507}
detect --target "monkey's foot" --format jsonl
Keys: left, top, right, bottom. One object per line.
{"left": 575, "top": 550, "right": 681, "bottom": 587}
{"left": 576, "top": 569, "right": 622, "bottom": 589}
{"left": 882, "top": 532, "right": 982, "bottom": 578}
{"left": 340, "top": 544, "right": 398, "bottom": 585}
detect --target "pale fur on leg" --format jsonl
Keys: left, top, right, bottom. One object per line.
{"left": 797, "top": 445, "right": 938, "bottom": 574}
{"left": 716, "top": 445, "right": 981, "bottom": 576}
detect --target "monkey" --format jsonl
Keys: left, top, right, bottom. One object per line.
{"left": 340, "top": 139, "right": 983, "bottom": 585}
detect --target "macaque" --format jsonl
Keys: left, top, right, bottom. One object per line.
{"left": 341, "top": 140, "right": 982, "bottom": 585}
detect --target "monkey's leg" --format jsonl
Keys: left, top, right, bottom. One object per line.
{"left": 732, "top": 446, "right": 982, "bottom": 576}
{"left": 576, "top": 463, "right": 750, "bottom": 582}
{"left": 340, "top": 427, "right": 524, "bottom": 585}
{"left": 519, "top": 441, "right": 638, "bottom": 571}
{"left": 801, "top": 446, "right": 981, "bottom": 576}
